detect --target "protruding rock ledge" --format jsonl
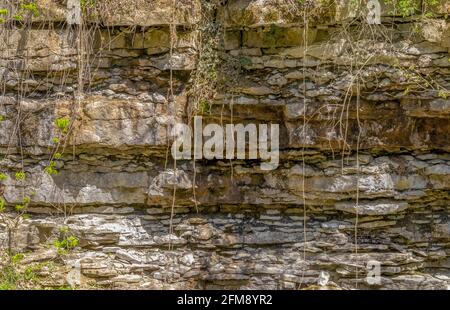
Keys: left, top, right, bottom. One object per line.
{"left": 335, "top": 200, "right": 409, "bottom": 215}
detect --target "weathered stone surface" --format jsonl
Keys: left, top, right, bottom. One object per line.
{"left": 0, "top": 0, "right": 201, "bottom": 25}
{"left": 0, "top": 1, "right": 449, "bottom": 291}
{"left": 0, "top": 29, "right": 75, "bottom": 59}
{"left": 335, "top": 200, "right": 409, "bottom": 215}
{"left": 93, "top": 0, "right": 201, "bottom": 26}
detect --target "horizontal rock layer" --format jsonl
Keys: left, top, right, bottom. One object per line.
{"left": 0, "top": 1, "right": 449, "bottom": 290}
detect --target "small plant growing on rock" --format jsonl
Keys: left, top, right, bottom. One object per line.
{"left": 0, "top": 266, "right": 21, "bottom": 290}
{"left": 14, "top": 171, "right": 25, "bottom": 181}
{"left": 54, "top": 236, "right": 79, "bottom": 255}
{"left": 44, "top": 161, "right": 58, "bottom": 176}
{"left": 0, "top": 8, "right": 8, "bottom": 24}
{"left": 14, "top": 196, "right": 30, "bottom": 213}
{"left": 47, "top": 117, "right": 71, "bottom": 178}
{"left": 19, "top": 2, "right": 40, "bottom": 17}
{"left": 1, "top": 1, "right": 40, "bottom": 24}
{"left": 81, "top": 0, "right": 96, "bottom": 10}
{"left": 0, "top": 172, "right": 7, "bottom": 182}
{"left": 384, "top": 0, "right": 440, "bottom": 17}
{"left": 388, "top": 0, "right": 417, "bottom": 16}
{"left": 11, "top": 253, "right": 24, "bottom": 265}
{"left": 0, "top": 253, "right": 49, "bottom": 290}
{"left": 54, "top": 227, "right": 79, "bottom": 255}
{"left": 199, "top": 100, "right": 211, "bottom": 114}
{"left": 0, "top": 199, "right": 5, "bottom": 213}
{"left": 55, "top": 117, "right": 70, "bottom": 134}
{"left": 23, "top": 266, "right": 37, "bottom": 282}
{"left": 438, "top": 90, "right": 449, "bottom": 99}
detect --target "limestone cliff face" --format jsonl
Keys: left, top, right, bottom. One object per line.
{"left": 0, "top": 0, "right": 449, "bottom": 290}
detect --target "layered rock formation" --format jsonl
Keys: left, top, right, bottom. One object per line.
{"left": 0, "top": 0, "right": 449, "bottom": 290}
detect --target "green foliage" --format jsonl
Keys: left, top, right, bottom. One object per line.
{"left": 54, "top": 236, "right": 79, "bottom": 254}
{"left": 384, "top": 0, "right": 440, "bottom": 17}
{"left": 0, "top": 266, "right": 21, "bottom": 290}
{"left": 14, "top": 196, "right": 30, "bottom": 213}
{"left": 0, "top": 115, "right": 5, "bottom": 122}
{"left": 0, "top": 172, "right": 7, "bottom": 182}
{"left": 45, "top": 161, "right": 58, "bottom": 176}
{"left": 14, "top": 204, "right": 25, "bottom": 212}
{"left": 0, "top": 253, "right": 24, "bottom": 290}
{"left": 384, "top": 0, "right": 417, "bottom": 17}
{"left": 15, "top": 171, "right": 25, "bottom": 181}
{"left": 0, "top": 9, "right": 6, "bottom": 24}
{"left": 55, "top": 117, "right": 70, "bottom": 133}
{"left": 54, "top": 228, "right": 79, "bottom": 255}
{"left": 425, "top": 0, "right": 439, "bottom": 6}
{"left": 11, "top": 253, "right": 24, "bottom": 265}
{"left": 59, "top": 226, "right": 69, "bottom": 234}
{"left": 199, "top": 100, "right": 211, "bottom": 114}
{"left": 23, "top": 266, "right": 37, "bottom": 281}
{"left": 438, "top": 90, "right": 449, "bottom": 99}
{"left": 81, "top": 0, "right": 96, "bottom": 10}
{"left": 20, "top": 2, "right": 40, "bottom": 17}
{"left": 0, "top": 255, "right": 48, "bottom": 290}
{"left": 12, "top": 14, "right": 23, "bottom": 21}
{"left": 0, "top": 199, "right": 5, "bottom": 213}
{"left": 0, "top": 1, "right": 40, "bottom": 24}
